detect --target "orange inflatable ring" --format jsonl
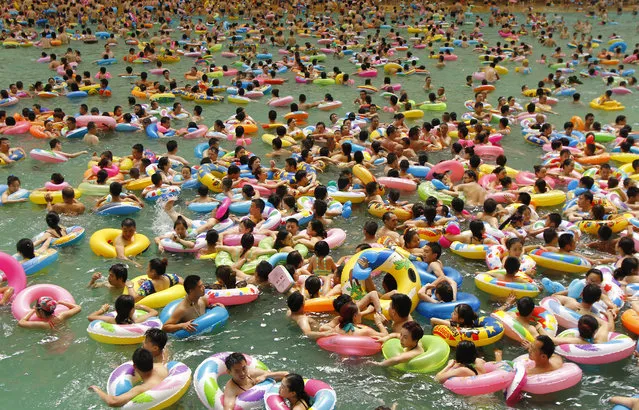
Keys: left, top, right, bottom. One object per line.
{"left": 575, "top": 154, "right": 611, "bottom": 165}
{"left": 29, "top": 125, "right": 48, "bottom": 139}
{"left": 570, "top": 116, "right": 585, "bottom": 131}
{"left": 473, "top": 85, "right": 496, "bottom": 93}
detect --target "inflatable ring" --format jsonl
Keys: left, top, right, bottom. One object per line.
{"left": 530, "top": 190, "right": 566, "bottom": 207}
{"left": 474, "top": 272, "right": 540, "bottom": 298}
{"left": 577, "top": 216, "right": 628, "bottom": 235}
{"left": 107, "top": 361, "right": 191, "bottom": 408}
{"left": 513, "top": 355, "right": 582, "bottom": 394}
{"left": 353, "top": 164, "right": 375, "bottom": 185}
{"left": 33, "top": 226, "right": 85, "bottom": 248}
{"left": 160, "top": 300, "right": 228, "bottom": 339}
{"left": 206, "top": 284, "right": 259, "bottom": 306}
{"left": 29, "top": 189, "right": 82, "bottom": 205}
{"left": 264, "top": 379, "right": 337, "bottom": 410}
{"left": 491, "top": 306, "right": 558, "bottom": 343}
{"left": 415, "top": 292, "right": 479, "bottom": 320}
{"left": 554, "top": 328, "right": 634, "bottom": 364}
{"left": 125, "top": 177, "right": 153, "bottom": 191}
{"left": 381, "top": 335, "right": 450, "bottom": 373}
{"left": 450, "top": 241, "right": 490, "bottom": 260}
{"left": 11, "top": 284, "right": 74, "bottom": 321}
{"left": 90, "top": 228, "right": 150, "bottom": 258}
{"left": 528, "top": 249, "right": 591, "bottom": 273}
{"left": 427, "top": 160, "right": 465, "bottom": 182}
{"left": 317, "top": 334, "right": 382, "bottom": 356}
{"left": 367, "top": 202, "right": 412, "bottom": 221}
{"left": 443, "top": 361, "right": 515, "bottom": 396}
{"left": 485, "top": 245, "right": 536, "bottom": 273}
{"left": 622, "top": 309, "right": 639, "bottom": 335}
{"left": 87, "top": 310, "right": 163, "bottom": 344}
{"left": 341, "top": 248, "right": 421, "bottom": 319}
{"left": 0, "top": 251, "right": 26, "bottom": 300}
{"left": 194, "top": 352, "right": 273, "bottom": 409}
{"left": 540, "top": 296, "right": 607, "bottom": 329}
{"left": 197, "top": 165, "right": 223, "bottom": 192}
{"left": 14, "top": 248, "right": 59, "bottom": 275}
{"left": 433, "top": 315, "right": 504, "bottom": 347}
{"left": 124, "top": 275, "right": 186, "bottom": 309}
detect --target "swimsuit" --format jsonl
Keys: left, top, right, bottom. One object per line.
{"left": 137, "top": 273, "right": 180, "bottom": 297}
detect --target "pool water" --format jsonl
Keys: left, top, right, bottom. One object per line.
{"left": 1, "top": 10, "right": 639, "bottom": 409}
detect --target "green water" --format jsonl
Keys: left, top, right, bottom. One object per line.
{"left": 1, "top": 11, "right": 639, "bottom": 409}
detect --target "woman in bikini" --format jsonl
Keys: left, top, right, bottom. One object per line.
{"left": 33, "top": 212, "right": 67, "bottom": 247}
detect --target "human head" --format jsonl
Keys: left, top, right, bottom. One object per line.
{"left": 131, "top": 348, "right": 154, "bottom": 373}
{"left": 147, "top": 258, "right": 168, "bottom": 278}
{"left": 287, "top": 291, "right": 305, "bottom": 313}
{"left": 582, "top": 283, "right": 602, "bottom": 304}
{"left": 400, "top": 321, "right": 424, "bottom": 349}
{"left": 577, "top": 314, "right": 599, "bottom": 340}
{"left": 35, "top": 296, "right": 57, "bottom": 318}
{"left": 390, "top": 293, "right": 412, "bottom": 320}
{"left": 114, "top": 295, "right": 136, "bottom": 324}
{"left": 529, "top": 335, "right": 555, "bottom": 363}
{"left": 279, "top": 374, "right": 310, "bottom": 405}
{"left": 184, "top": 274, "right": 204, "bottom": 297}
{"left": 455, "top": 341, "right": 478, "bottom": 365}
{"left": 225, "top": 352, "right": 249, "bottom": 381}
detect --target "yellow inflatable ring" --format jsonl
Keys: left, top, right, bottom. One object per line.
{"left": 433, "top": 315, "right": 505, "bottom": 347}
{"left": 124, "top": 275, "right": 186, "bottom": 308}
{"left": 341, "top": 248, "right": 421, "bottom": 319}
{"left": 353, "top": 164, "right": 375, "bottom": 185}
{"left": 90, "top": 228, "right": 150, "bottom": 258}
{"left": 29, "top": 189, "right": 83, "bottom": 205}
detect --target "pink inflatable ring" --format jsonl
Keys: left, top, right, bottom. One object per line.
{"left": 11, "top": 284, "right": 74, "bottom": 322}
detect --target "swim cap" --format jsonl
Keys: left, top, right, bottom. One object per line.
{"left": 36, "top": 296, "right": 57, "bottom": 314}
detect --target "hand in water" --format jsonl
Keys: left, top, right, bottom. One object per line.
{"left": 182, "top": 320, "right": 198, "bottom": 332}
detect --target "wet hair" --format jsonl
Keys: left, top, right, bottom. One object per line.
{"left": 435, "top": 281, "right": 454, "bottom": 302}
{"left": 517, "top": 296, "right": 535, "bottom": 317}
{"left": 586, "top": 268, "right": 603, "bottom": 283}
{"left": 144, "top": 328, "right": 167, "bottom": 351}
{"left": 618, "top": 237, "right": 636, "bottom": 255}
{"left": 281, "top": 374, "right": 311, "bottom": 405}
{"left": 390, "top": 294, "right": 412, "bottom": 318}
{"left": 215, "top": 265, "right": 235, "bottom": 289}
{"left": 109, "top": 263, "right": 128, "bottom": 282}
{"left": 255, "top": 260, "right": 273, "bottom": 282}
{"left": 536, "top": 335, "right": 555, "bottom": 358}
{"left": 304, "top": 275, "right": 322, "bottom": 296}
{"left": 148, "top": 258, "right": 168, "bottom": 276}
{"left": 114, "top": 295, "right": 135, "bottom": 324}
{"left": 17, "top": 238, "right": 36, "bottom": 259}
{"left": 225, "top": 352, "right": 248, "bottom": 369}
{"left": 183, "top": 275, "right": 201, "bottom": 294}
{"left": 332, "top": 293, "right": 352, "bottom": 313}
{"left": 577, "top": 314, "right": 599, "bottom": 339}
{"left": 582, "top": 284, "right": 602, "bottom": 304}
{"left": 286, "top": 250, "right": 303, "bottom": 268}
{"left": 469, "top": 220, "right": 485, "bottom": 242}
{"left": 453, "top": 303, "right": 477, "bottom": 327}
{"left": 45, "top": 211, "right": 63, "bottom": 237}
{"left": 338, "top": 301, "right": 359, "bottom": 329}
{"left": 402, "top": 321, "right": 424, "bottom": 341}
{"left": 504, "top": 256, "right": 520, "bottom": 275}
{"left": 455, "top": 341, "right": 478, "bottom": 366}
{"left": 314, "top": 240, "right": 330, "bottom": 257}
{"left": 132, "top": 348, "right": 154, "bottom": 373}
